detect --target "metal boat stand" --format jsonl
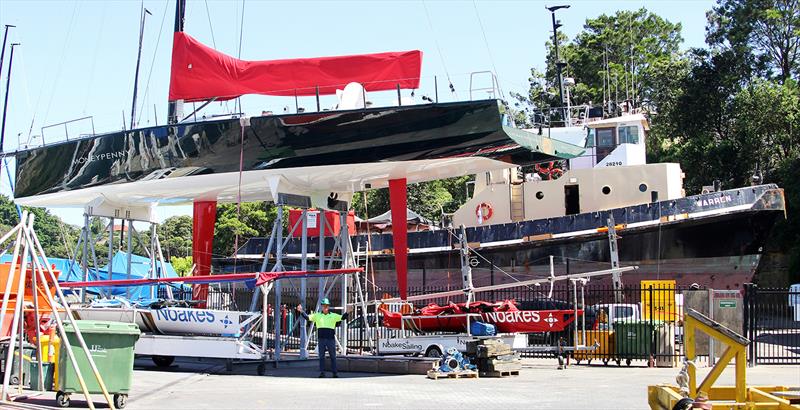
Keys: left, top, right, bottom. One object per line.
{"left": 65, "top": 200, "right": 174, "bottom": 304}
{"left": 249, "top": 194, "right": 370, "bottom": 373}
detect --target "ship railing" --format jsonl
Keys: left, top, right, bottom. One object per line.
{"left": 529, "top": 104, "right": 595, "bottom": 129}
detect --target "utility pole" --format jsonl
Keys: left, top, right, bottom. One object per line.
{"left": 130, "top": 5, "right": 152, "bottom": 130}
{"left": 1, "top": 43, "right": 20, "bottom": 157}
{"left": 546, "top": 5, "right": 570, "bottom": 124}
{"left": 167, "top": 0, "right": 186, "bottom": 125}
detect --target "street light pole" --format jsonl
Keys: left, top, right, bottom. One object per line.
{"left": 546, "top": 5, "right": 570, "bottom": 124}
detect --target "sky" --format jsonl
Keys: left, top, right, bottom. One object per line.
{"left": 0, "top": 0, "right": 716, "bottom": 226}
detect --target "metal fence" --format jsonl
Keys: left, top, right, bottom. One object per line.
{"left": 744, "top": 284, "right": 800, "bottom": 365}
{"left": 168, "top": 281, "right": 800, "bottom": 366}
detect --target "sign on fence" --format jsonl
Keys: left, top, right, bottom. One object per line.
{"left": 641, "top": 280, "right": 677, "bottom": 321}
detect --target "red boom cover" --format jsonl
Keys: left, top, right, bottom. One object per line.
{"left": 169, "top": 32, "right": 422, "bottom": 102}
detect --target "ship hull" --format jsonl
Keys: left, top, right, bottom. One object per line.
{"left": 232, "top": 185, "right": 785, "bottom": 292}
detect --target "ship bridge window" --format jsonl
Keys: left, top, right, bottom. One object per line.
{"left": 585, "top": 129, "right": 596, "bottom": 147}
{"left": 618, "top": 125, "right": 640, "bottom": 144}
{"left": 596, "top": 128, "right": 615, "bottom": 147}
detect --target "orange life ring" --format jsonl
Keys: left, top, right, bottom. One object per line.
{"left": 475, "top": 202, "right": 493, "bottom": 221}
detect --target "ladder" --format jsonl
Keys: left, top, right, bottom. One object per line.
{"left": 510, "top": 182, "right": 525, "bottom": 222}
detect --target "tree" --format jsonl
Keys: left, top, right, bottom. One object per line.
{"left": 170, "top": 256, "right": 193, "bottom": 276}
{"left": 352, "top": 175, "right": 473, "bottom": 223}
{"left": 158, "top": 215, "right": 193, "bottom": 259}
{"left": 707, "top": 0, "right": 800, "bottom": 82}
{"left": 545, "top": 8, "right": 683, "bottom": 109}
{"left": 0, "top": 195, "right": 80, "bottom": 259}
{"left": 214, "top": 202, "right": 276, "bottom": 257}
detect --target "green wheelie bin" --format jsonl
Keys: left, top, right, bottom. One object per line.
{"left": 613, "top": 321, "right": 655, "bottom": 366}
{"left": 55, "top": 320, "right": 140, "bottom": 409}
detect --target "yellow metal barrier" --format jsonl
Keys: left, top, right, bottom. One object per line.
{"left": 648, "top": 309, "right": 800, "bottom": 409}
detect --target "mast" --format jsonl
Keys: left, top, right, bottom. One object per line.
{"left": 0, "top": 43, "right": 20, "bottom": 157}
{"left": 130, "top": 3, "right": 152, "bottom": 129}
{"left": 130, "top": 5, "right": 152, "bottom": 129}
{"left": 167, "top": 0, "right": 186, "bottom": 124}
{"left": 0, "top": 25, "right": 15, "bottom": 79}
{"left": 546, "top": 5, "right": 569, "bottom": 124}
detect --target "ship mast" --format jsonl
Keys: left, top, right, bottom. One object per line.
{"left": 130, "top": 5, "right": 152, "bottom": 129}
{"left": 167, "top": 0, "right": 186, "bottom": 125}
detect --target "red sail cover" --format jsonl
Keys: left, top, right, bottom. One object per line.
{"left": 169, "top": 32, "right": 422, "bottom": 102}
{"left": 380, "top": 301, "right": 582, "bottom": 333}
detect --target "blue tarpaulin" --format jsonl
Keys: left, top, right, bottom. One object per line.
{"left": 2, "top": 251, "right": 187, "bottom": 301}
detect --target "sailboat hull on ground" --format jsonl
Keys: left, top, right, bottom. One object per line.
{"left": 69, "top": 306, "right": 255, "bottom": 336}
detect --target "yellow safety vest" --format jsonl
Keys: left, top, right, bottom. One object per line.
{"left": 308, "top": 312, "right": 343, "bottom": 329}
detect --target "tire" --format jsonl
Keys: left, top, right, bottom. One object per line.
{"left": 152, "top": 355, "right": 175, "bottom": 367}
{"left": 10, "top": 375, "right": 19, "bottom": 385}
{"left": 672, "top": 398, "right": 694, "bottom": 410}
{"left": 626, "top": 359, "right": 632, "bottom": 366}
{"left": 56, "top": 391, "right": 70, "bottom": 408}
{"left": 424, "top": 346, "right": 442, "bottom": 358}
{"left": 257, "top": 363, "right": 266, "bottom": 376}
{"left": 114, "top": 394, "right": 127, "bottom": 409}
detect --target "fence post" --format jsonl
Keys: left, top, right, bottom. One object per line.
{"left": 743, "top": 283, "right": 752, "bottom": 366}
{"left": 750, "top": 283, "right": 758, "bottom": 366}
{"left": 649, "top": 285, "right": 654, "bottom": 366}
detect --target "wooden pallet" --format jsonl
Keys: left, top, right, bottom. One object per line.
{"left": 479, "top": 370, "right": 520, "bottom": 378}
{"left": 426, "top": 370, "right": 479, "bottom": 380}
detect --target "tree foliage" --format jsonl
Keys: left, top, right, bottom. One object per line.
{"left": 707, "top": 0, "right": 800, "bottom": 82}
{"left": 157, "top": 215, "right": 193, "bottom": 260}
{"left": 214, "top": 202, "right": 276, "bottom": 257}
{"left": 0, "top": 195, "right": 80, "bottom": 259}
{"left": 170, "top": 255, "right": 193, "bottom": 276}
{"left": 352, "top": 176, "right": 472, "bottom": 222}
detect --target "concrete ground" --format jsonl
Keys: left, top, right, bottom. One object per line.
{"left": 10, "top": 357, "right": 800, "bottom": 409}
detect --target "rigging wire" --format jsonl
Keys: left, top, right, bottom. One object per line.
{"left": 471, "top": 0, "right": 504, "bottom": 98}
{"left": 204, "top": 0, "right": 218, "bottom": 49}
{"left": 234, "top": 0, "right": 246, "bottom": 114}
{"left": 137, "top": 0, "right": 170, "bottom": 125}
{"left": 81, "top": 1, "right": 108, "bottom": 114}
{"left": 421, "top": 0, "right": 457, "bottom": 99}
{"left": 444, "top": 228, "right": 535, "bottom": 291}
{"left": 41, "top": 0, "right": 80, "bottom": 127}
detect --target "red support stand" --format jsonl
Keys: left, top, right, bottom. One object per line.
{"left": 389, "top": 178, "right": 408, "bottom": 300}
{"left": 192, "top": 200, "right": 217, "bottom": 307}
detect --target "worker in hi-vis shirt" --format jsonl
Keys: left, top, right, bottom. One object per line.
{"left": 297, "top": 298, "right": 349, "bottom": 378}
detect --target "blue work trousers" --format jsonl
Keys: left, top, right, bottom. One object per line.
{"left": 318, "top": 338, "right": 337, "bottom": 373}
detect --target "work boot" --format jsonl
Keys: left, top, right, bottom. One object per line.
{"left": 333, "top": 373, "right": 339, "bottom": 378}
{"left": 318, "top": 372, "right": 325, "bottom": 378}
